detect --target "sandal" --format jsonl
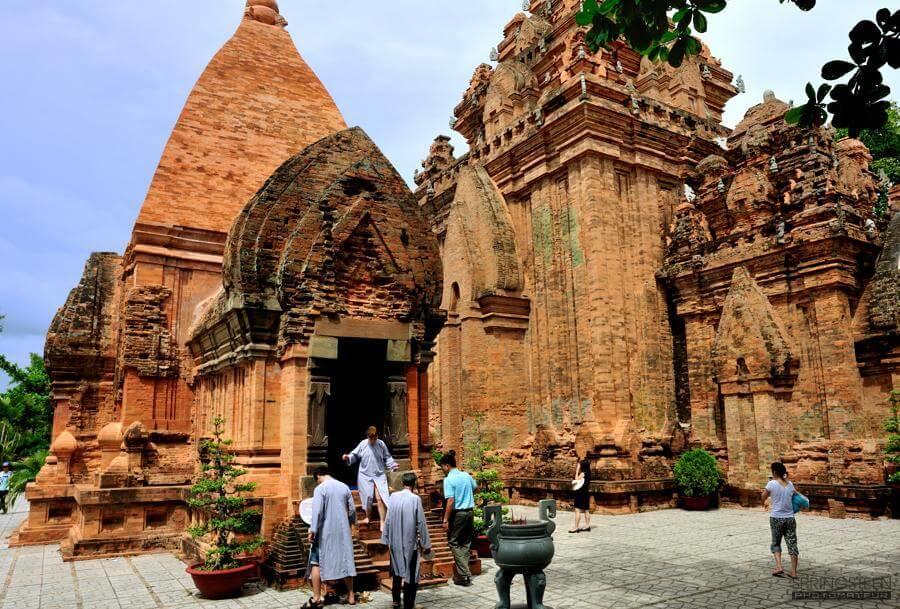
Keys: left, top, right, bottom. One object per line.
{"left": 324, "top": 592, "right": 339, "bottom": 605}
{"left": 579, "top": 527, "right": 592, "bottom": 532}
{"left": 301, "top": 600, "right": 324, "bottom": 609}
{"left": 568, "top": 529, "right": 580, "bottom": 534}
{"left": 772, "top": 570, "right": 785, "bottom": 577}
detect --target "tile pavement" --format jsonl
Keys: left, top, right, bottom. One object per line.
{"left": 1, "top": 499, "right": 897, "bottom": 609}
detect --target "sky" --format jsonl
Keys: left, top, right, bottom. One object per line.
{"left": 0, "top": 0, "right": 897, "bottom": 384}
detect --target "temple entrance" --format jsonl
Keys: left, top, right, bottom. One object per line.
{"left": 322, "top": 338, "right": 388, "bottom": 485}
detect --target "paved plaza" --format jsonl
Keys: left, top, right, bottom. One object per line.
{"left": 1, "top": 500, "right": 897, "bottom": 609}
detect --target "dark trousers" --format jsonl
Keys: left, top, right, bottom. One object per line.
{"left": 0, "top": 491, "right": 7, "bottom": 513}
{"left": 448, "top": 509, "right": 474, "bottom": 579}
{"left": 391, "top": 551, "right": 418, "bottom": 609}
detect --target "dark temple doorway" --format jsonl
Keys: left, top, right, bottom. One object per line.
{"left": 323, "top": 338, "right": 388, "bottom": 486}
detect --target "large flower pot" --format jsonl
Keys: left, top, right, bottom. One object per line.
{"left": 680, "top": 495, "right": 713, "bottom": 511}
{"left": 485, "top": 499, "right": 557, "bottom": 609}
{"left": 473, "top": 534, "right": 493, "bottom": 559}
{"left": 186, "top": 561, "right": 256, "bottom": 599}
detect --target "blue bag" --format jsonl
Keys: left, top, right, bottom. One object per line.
{"left": 792, "top": 492, "right": 810, "bottom": 513}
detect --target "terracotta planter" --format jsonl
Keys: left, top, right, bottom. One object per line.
{"left": 186, "top": 561, "right": 256, "bottom": 599}
{"left": 680, "top": 495, "right": 713, "bottom": 511}
{"left": 473, "top": 534, "right": 493, "bottom": 558}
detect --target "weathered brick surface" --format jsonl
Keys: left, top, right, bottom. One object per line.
{"left": 41, "top": 253, "right": 122, "bottom": 489}
{"left": 26, "top": 0, "right": 351, "bottom": 556}
{"left": 26, "top": 0, "right": 900, "bottom": 561}
{"left": 418, "top": 0, "right": 735, "bottom": 500}
{"left": 419, "top": 2, "right": 897, "bottom": 516}
{"left": 663, "top": 91, "right": 897, "bottom": 513}
{"left": 864, "top": 210, "right": 900, "bottom": 334}
{"left": 45, "top": 252, "right": 121, "bottom": 370}
{"left": 189, "top": 127, "right": 444, "bottom": 502}
{"left": 134, "top": 2, "right": 346, "bottom": 234}
{"left": 121, "top": 286, "right": 178, "bottom": 378}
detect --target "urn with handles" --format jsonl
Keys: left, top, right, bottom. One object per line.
{"left": 484, "top": 499, "right": 557, "bottom": 609}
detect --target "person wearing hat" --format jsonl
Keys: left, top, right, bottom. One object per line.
{"left": 0, "top": 462, "right": 11, "bottom": 514}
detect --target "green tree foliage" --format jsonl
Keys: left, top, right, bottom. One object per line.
{"left": 462, "top": 415, "right": 509, "bottom": 534}
{"left": 0, "top": 314, "right": 53, "bottom": 461}
{"left": 0, "top": 353, "right": 52, "bottom": 459}
{"left": 0, "top": 421, "right": 22, "bottom": 465}
{"left": 884, "top": 390, "right": 900, "bottom": 484}
{"left": 673, "top": 448, "right": 722, "bottom": 497}
{"left": 575, "top": 1, "right": 899, "bottom": 136}
{"left": 187, "top": 417, "right": 264, "bottom": 571}
{"left": 7, "top": 449, "right": 48, "bottom": 511}
{"left": 838, "top": 101, "right": 900, "bottom": 186}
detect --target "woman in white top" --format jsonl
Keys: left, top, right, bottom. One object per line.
{"left": 761, "top": 461, "right": 799, "bottom": 578}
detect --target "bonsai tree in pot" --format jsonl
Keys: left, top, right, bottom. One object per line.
{"left": 463, "top": 415, "right": 509, "bottom": 557}
{"left": 885, "top": 390, "right": 900, "bottom": 481}
{"left": 673, "top": 448, "right": 722, "bottom": 511}
{"left": 884, "top": 390, "right": 900, "bottom": 518}
{"left": 186, "top": 417, "right": 264, "bottom": 599}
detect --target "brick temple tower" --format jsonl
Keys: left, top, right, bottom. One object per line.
{"left": 17, "top": 0, "right": 347, "bottom": 555}
{"left": 417, "top": 0, "right": 896, "bottom": 516}
{"left": 416, "top": 0, "right": 738, "bottom": 510}
{"left": 663, "top": 93, "right": 894, "bottom": 514}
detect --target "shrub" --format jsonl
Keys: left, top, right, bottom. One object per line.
{"left": 885, "top": 390, "right": 900, "bottom": 484}
{"left": 473, "top": 468, "right": 507, "bottom": 533}
{"left": 7, "top": 448, "right": 47, "bottom": 510}
{"left": 187, "top": 417, "right": 263, "bottom": 571}
{"left": 673, "top": 448, "right": 722, "bottom": 498}
{"left": 463, "top": 415, "right": 508, "bottom": 534}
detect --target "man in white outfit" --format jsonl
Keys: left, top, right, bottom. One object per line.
{"left": 343, "top": 426, "right": 398, "bottom": 528}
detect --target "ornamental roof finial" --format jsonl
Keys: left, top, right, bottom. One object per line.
{"left": 245, "top": 0, "right": 287, "bottom": 28}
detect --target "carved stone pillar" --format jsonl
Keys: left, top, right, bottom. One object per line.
{"left": 306, "top": 374, "right": 330, "bottom": 474}
{"left": 415, "top": 344, "right": 436, "bottom": 452}
{"left": 385, "top": 375, "right": 410, "bottom": 460}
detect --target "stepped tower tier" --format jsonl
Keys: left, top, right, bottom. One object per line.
{"left": 416, "top": 1, "right": 897, "bottom": 517}
{"left": 17, "top": 0, "right": 347, "bottom": 557}
{"left": 134, "top": 0, "right": 345, "bottom": 236}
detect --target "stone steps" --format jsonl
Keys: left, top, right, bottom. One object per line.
{"left": 265, "top": 489, "right": 482, "bottom": 589}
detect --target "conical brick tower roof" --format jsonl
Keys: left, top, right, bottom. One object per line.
{"left": 133, "top": 0, "right": 346, "bottom": 236}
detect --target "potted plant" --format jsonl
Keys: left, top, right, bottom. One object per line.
{"left": 464, "top": 416, "right": 508, "bottom": 558}
{"left": 186, "top": 417, "right": 264, "bottom": 599}
{"left": 673, "top": 448, "right": 722, "bottom": 511}
{"left": 883, "top": 390, "right": 900, "bottom": 518}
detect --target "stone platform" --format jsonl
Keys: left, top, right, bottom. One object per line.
{"left": 2, "top": 502, "right": 898, "bottom": 609}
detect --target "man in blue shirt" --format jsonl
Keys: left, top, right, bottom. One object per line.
{"left": 0, "top": 462, "right": 11, "bottom": 514}
{"left": 440, "top": 451, "right": 477, "bottom": 586}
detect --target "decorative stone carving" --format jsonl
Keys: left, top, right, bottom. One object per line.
{"left": 386, "top": 376, "right": 410, "bottom": 450}
{"left": 308, "top": 376, "right": 330, "bottom": 449}
{"left": 244, "top": 0, "right": 287, "bottom": 28}
{"left": 712, "top": 267, "right": 795, "bottom": 382}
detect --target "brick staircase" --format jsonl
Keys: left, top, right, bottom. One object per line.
{"left": 264, "top": 488, "right": 479, "bottom": 591}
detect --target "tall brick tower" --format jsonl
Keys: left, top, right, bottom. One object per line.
{"left": 418, "top": 1, "right": 894, "bottom": 516}
{"left": 17, "top": 0, "right": 347, "bottom": 556}
{"left": 416, "top": 0, "right": 737, "bottom": 510}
